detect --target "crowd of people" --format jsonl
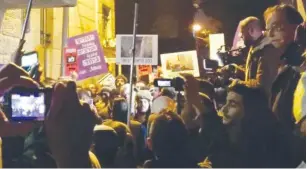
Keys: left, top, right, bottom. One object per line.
{"left": 0, "top": 3, "right": 305, "bottom": 168}
{"left": 11, "top": 94, "right": 45, "bottom": 118}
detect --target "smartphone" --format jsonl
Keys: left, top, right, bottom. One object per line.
{"left": 5, "top": 87, "right": 52, "bottom": 122}
{"left": 21, "top": 51, "right": 38, "bottom": 71}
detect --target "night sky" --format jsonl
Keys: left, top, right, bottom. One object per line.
{"left": 198, "top": 0, "right": 279, "bottom": 46}
{"left": 115, "top": 0, "right": 279, "bottom": 68}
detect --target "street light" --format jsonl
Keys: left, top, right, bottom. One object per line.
{"left": 192, "top": 24, "right": 202, "bottom": 32}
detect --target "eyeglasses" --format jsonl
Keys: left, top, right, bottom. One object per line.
{"left": 265, "top": 23, "right": 285, "bottom": 34}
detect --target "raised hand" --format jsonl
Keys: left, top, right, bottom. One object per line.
{"left": 0, "top": 63, "right": 39, "bottom": 137}
{"left": 45, "top": 81, "right": 101, "bottom": 168}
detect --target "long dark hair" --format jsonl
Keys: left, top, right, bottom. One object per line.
{"left": 112, "top": 98, "right": 129, "bottom": 124}
{"left": 228, "top": 84, "right": 279, "bottom": 167}
{"left": 228, "top": 84, "right": 276, "bottom": 132}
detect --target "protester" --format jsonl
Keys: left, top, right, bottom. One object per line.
{"left": 111, "top": 97, "right": 146, "bottom": 165}
{"left": 120, "top": 83, "right": 137, "bottom": 115}
{"left": 95, "top": 86, "right": 112, "bottom": 119}
{"left": 149, "top": 85, "right": 160, "bottom": 100}
{"left": 226, "top": 16, "right": 282, "bottom": 98}
{"left": 88, "top": 84, "right": 98, "bottom": 97}
{"left": 1, "top": 3, "right": 306, "bottom": 168}
{"left": 134, "top": 90, "right": 152, "bottom": 125}
{"left": 135, "top": 81, "right": 147, "bottom": 90}
{"left": 115, "top": 75, "right": 128, "bottom": 90}
{"left": 292, "top": 72, "right": 306, "bottom": 166}
{"left": 266, "top": 4, "right": 304, "bottom": 131}
{"left": 144, "top": 110, "right": 198, "bottom": 168}
{"left": 109, "top": 88, "right": 121, "bottom": 109}
{"left": 103, "top": 120, "right": 137, "bottom": 168}
{"left": 0, "top": 63, "right": 42, "bottom": 168}
{"left": 293, "top": 73, "right": 306, "bottom": 134}
{"left": 0, "top": 63, "right": 39, "bottom": 137}
{"left": 182, "top": 91, "right": 220, "bottom": 164}
{"left": 92, "top": 124, "right": 119, "bottom": 168}
{"left": 147, "top": 96, "right": 177, "bottom": 145}
{"left": 77, "top": 88, "right": 92, "bottom": 101}
{"left": 160, "top": 87, "right": 176, "bottom": 100}
{"left": 48, "top": 82, "right": 102, "bottom": 167}
{"left": 181, "top": 73, "right": 291, "bottom": 167}
{"left": 151, "top": 96, "right": 176, "bottom": 114}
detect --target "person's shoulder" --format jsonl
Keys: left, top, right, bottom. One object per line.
{"left": 143, "top": 159, "right": 153, "bottom": 168}
{"left": 130, "top": 119, "right": 141, "bottom": 126}
{"left": 129, "top": 120, "right": 142, "bottom": 130}
{"left": 89, "top": 151, "right": 101, "bottom": 168}
{"left": 94, "top": 124, "right": 115, "bottom": 132}
{"left": 102, "top": 119, "right": 115, "bottom": 126}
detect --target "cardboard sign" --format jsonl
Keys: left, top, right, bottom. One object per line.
{"left": 137, "top": 65, "right": 152, "bottom": 77}
{"left": 67, "top": 31, "right": 108, "bottom": 80}
{"left": 116, "top": 34, "right": 158, "bottom": 65}
{"left": 160, "top": 51, "right": 200, "bottom": 78}
{"left": 98, "top": 73, "right": 116, "bottom": 88}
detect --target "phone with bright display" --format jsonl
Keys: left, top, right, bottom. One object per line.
{"left": 3, "top": 87, "right": 52, "bottom": 122}
{"left": 21, "top": 51, "right": 38, "bottom": 71}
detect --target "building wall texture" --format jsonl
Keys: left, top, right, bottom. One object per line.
{"left": 0, "top": 0, "right": 115, "bottom": 80}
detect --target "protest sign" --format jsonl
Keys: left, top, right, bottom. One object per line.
{"left": 98, "top": 73, "right": 116, "bottom": 88}
{"left": 137, "top": 65, "right": 152, "bottom": 77}
{"left": 209, "top": 33, "right": 225, "bottom": 66}
{"left": 64, "top": 47, "right": 78, "bottom": 76}
{"left": 67, "top": 31, "right": 108, "bottom": 80}
{"left": 160, "top": 50, "right": 200, "bottom": 78}
{"left": 116, "top": 34, "right": 158, "bottom": 65}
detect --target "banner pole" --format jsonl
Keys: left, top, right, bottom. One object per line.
{"left": 127, "top": 1, "right": 139, "bottom": 126}
{"left": 13, "top": 0, "right": 33, "bottom": 65}
{"left": 61, "top": 7, "right": 69, "bottom": 76}
{"left": 21, "top": 0, "right": 34, "bottom": 41}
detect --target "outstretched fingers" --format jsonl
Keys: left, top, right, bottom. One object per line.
{"left": 47, "top": 82, "right": 66, "bottom": 121}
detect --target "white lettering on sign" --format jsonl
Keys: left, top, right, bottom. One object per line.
{"left": 77, "top": 45, "right": 98, "bottom": 55}
{"left": 122, "top": 58, "right": 131, "bottom": 64}
{"left": 120, "top": 58, "right": 153, "bottom": 65}
{"left": 81, "top": 42, "right": 95, "bottom": 48}
{"left": 136, "top": 58, "right": 144, "bottom": 64}
{"left": 86, "top": 52, "right": 98, "bottom": 58}
{"left": 90, "top": 65, "right": 102, "bottom": 72}
{"left": 66, "top": 48, "right": 77, "bottom": 53}
{"left": 74, "top": 35, "right": 95, "bottom": 45}
{"left": 82, "top": 56, "right": 101, "bottom": 67}
{"left": 79, "top": 70, "right": 86, "bottom": 75}
{"left": 145, "top": 58, "right": 152, "bottom": 63}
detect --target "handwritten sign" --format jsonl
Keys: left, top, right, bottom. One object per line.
{"left": 98, "top": 73, "right": 116, "bottom": 88}
{"left": 137, "top": 65, "right": 152, "bottom": 77}
{"left": 67, "top": 31, "right": 108, "bottom": 80}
